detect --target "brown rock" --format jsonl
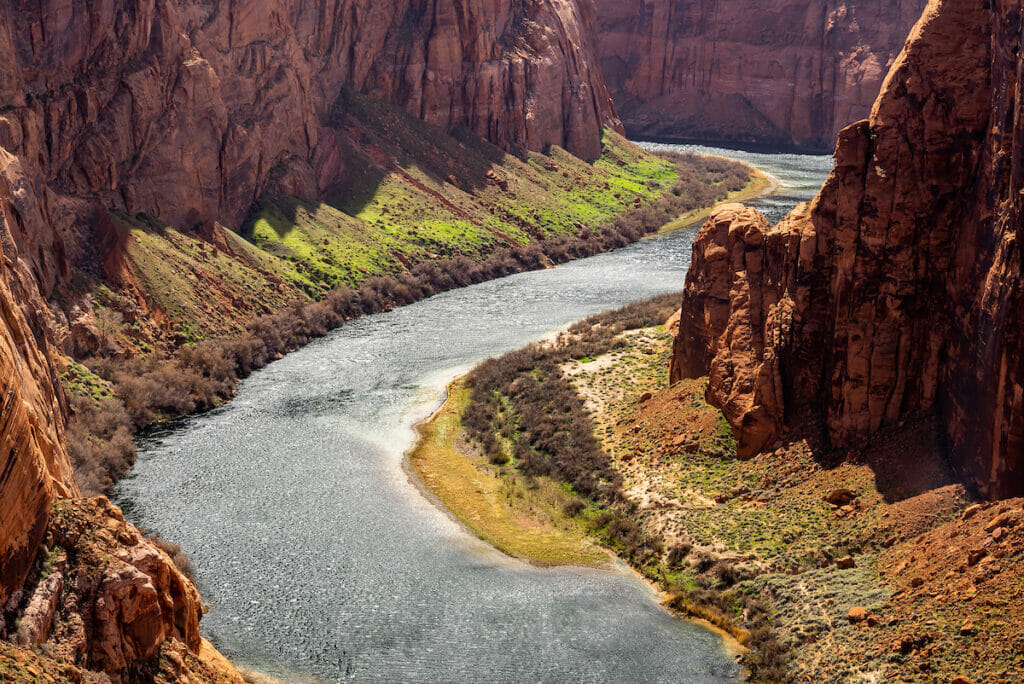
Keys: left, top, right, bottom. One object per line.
{"left": 962, "top": 504, "right": 983, "bottom": 520}
{"left": 951, "top": 678, "right": 974, "bottom": 684}
{"left": 37, "top": 497, "right": 241, "bottom": 682}
{"left": 0, "top": 221, "right": 79, "bottom": 606}
{"left": 824, "top": 489, "right": 858, "bottom": 506}
{"left": 848, "top": 607, "right": 869, "bottom": 622}
{"left": 596, "top": 0, "right": 926, "bottom": 151}
{"left": 664, "top": 309, "right": 682, "bottom": 337}
{"left": 836, "top": 556, "right": 856, "bottom": 570}
{"left": 984, "top": 513, "right": 1013, "bottom": 532}
{"left": 669, "top": 0, "right": 1024, "bottom": 498}
{"left": 967, "top": 549, "right": 987, "bottom": 567}
{"left": 639, "top": 392, "right": 654, "bottom": 403}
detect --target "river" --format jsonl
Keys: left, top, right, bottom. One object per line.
{"left": 114, "top": 144, "right": 832, "bottom": 683}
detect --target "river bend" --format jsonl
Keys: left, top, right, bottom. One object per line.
{"left": 115, "top": 144, "right": 831, "bottom": 683}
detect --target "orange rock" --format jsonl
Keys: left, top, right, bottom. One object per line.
{"left": 595, "top": 0, "right": 926, "bottom": 151}
{"left": 669, "top": 0, "right": 1024, "bottom": 499}
{"left": 848, "top": 607, "right": 869, "bottom": 622}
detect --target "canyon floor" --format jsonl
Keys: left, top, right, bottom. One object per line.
{"left": 417, "top": 306, "right": 1024, "bottom": 682}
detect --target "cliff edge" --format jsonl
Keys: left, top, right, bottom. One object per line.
{"left": 672, "top": 0, "right": 1024, "bottom": 498}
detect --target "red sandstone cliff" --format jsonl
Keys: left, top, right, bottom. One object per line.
{"left": 0, "top": 0, "right": 619, "bottom": 676}
{"left": 0, "top": 0, "right": 620, "bottom": 293}
{"left": 672, "top": 0, "right": 1024, "bottom": 498}
{"left": 0, "top": 167, "right": 78, "bottom": 608}
{"left": 597, "top": 0, "right": 926, "bottom": 151}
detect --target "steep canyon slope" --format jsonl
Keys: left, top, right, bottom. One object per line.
{"left": 597, "top": 0, "right": 927, "bottom": 151}
{"left": 0, "top": 0, "right": 622, "bottom": 677}
{"left": 672, "top": 0, "right": 1024, "bottom": 498}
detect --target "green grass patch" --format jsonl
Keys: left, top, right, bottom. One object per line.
{"left": 408, "top": 381, "right": 608, "bottom": 567}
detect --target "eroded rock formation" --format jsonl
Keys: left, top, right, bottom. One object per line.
{"left": 597, "top": 0, "right": 926, "bottom": 151}
{"left": 0, "top": 215, "right": 78, "bottom": 608}
{"left": 672, "top": 0, "right": 1024, "bottom": 498}
{"left": 5, "top": 497, "right": 242, "bottom": 682}
{"left": 0, "top": 0, "right": 619, "bottom": 288}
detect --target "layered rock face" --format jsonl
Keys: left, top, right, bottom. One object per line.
{"left": 672, "top": 0, "right": 1024, "bottom": 498}
{"left": 0, "top": 201, "right": 78, "bottom": 608}
{"left": 0, "top": 0, "right": 619, "bottom": 287}
{"left": 597, "top": 0, "right": 926, "bottom": 151}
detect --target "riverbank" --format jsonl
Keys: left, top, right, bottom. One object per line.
{"left": 658, "top": 169, "right": 778, "bottom": 234}
{"left": 406, "top": 379, "right": 610, "bottom": 567}
{"left": 425, "top": 292, "right": 1024, "bottom": 681}
{"left": 66, "top": 133, "right": 756, "bottom": 497}
{"left": 112, "top": 143, "right": 834, "bottom": 682}
{"left": 405, "top": 295, "right": 780, "bottom": 676}
{"left": 405, "top": 373, "right": 751, "bottom": 661}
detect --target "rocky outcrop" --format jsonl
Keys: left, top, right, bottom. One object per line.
{"left": 597, "top": 0, "right": 926, "bottom": 151}
{"left": 672, "top": 0, "right": 1024, "bottom": 498}
{"left": 0, "top": 217, "right": 78, "bottom": 608}
{"left": 4, "top": 497, "right": 243, "bottom": 683}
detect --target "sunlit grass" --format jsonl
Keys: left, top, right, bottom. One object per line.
{"left": 409, "top": 381, "right": 608, "bottom": 567}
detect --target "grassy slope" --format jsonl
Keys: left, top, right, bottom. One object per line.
{"left": 85, "top": 91, "right": 678, "bottom": 351}
{"left": 561, "top": 323, "right": 1024, "bottom": 682}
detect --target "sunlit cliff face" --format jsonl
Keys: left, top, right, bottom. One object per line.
{"left": 672, "top": 0, "right": 1024, "bottom": 498}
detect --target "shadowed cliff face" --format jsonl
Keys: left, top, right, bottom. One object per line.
{"left": 672, "top": 0, "right": 1024, "bottom": 498}
{"left": 597, "top": 0, "right": 926, "bottom": 151}
{"left": 0, "top": 0, "right": 620, "bottom": 293}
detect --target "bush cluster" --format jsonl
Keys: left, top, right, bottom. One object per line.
{"left": 462, "top": 291, "right": 790, "bottom": 682}
{"left": 462, "top": 293, "right": 680, "bottom": 506}
{"left": 65, "top": 153, "right": 747, "bottom": 495}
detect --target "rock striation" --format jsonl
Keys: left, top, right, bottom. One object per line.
{"left": 597, "top": 0, "right": 926, "bottom": 151}
{"left": 0, "top": 211, "right": 78, "bottom": 608}
{"left": 0, "top": 0, "right": 619, "bottom": 290}
{"left": 672, "top": 0, "right": 1024, "bottom": 498}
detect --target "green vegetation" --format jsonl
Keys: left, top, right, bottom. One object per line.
{"left": 409, "top": 381, "right": 608, "bottom": 567}
{"left": 429, "top": 295, "right": 790, "bottom": 681}
{"left": 85, "top": 90, "right": 748, "bottom": 351}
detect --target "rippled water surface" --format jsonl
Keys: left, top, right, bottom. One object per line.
{"left": 115, "top": 144, "right": 830, "bottom": 683}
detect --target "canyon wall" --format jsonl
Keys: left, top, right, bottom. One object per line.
{"left": 0, "top": 0, "right": 620, "bottom": 290}
{"left": 597, "top": 0, "right": 926, "bottom": 151}
{"left": 0, "top": 0, "right": 618, "bottom": 673}
{"left": 672, "top": 0, "right": 1024, "bottom": 498}
{"left": 0, "top": 153, "right": 78, "bottom": 607}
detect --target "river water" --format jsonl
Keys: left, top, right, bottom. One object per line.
{"left": 114, "top": 144, "right": 832, "bottom": 683}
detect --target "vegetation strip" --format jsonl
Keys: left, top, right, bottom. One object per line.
{"left": 410, "top": 294, "right": 787, "bottom": 681}
{"left": 66, "top": 143, "right": 752, "bottom": 496}
{"left": 408, "top": 381, "right": 608, "bottom": 567}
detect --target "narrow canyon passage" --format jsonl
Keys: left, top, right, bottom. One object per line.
{"left": 113, "top": 146, "right": 831, "bottom": 682}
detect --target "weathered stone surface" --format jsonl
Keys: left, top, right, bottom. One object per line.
{"left": 0, "top": 189, "right": 78, "bottom": 606}
{"left": 672, "top": 0, "right": 1024, "bottom": 498}
{"left": 28, "top": 497, "right": 241, "bottom": 682}
{"left": 596, "top": 0, "right": 926, "bottom": 151}
{"left": 0, "top": 0, "right": 619, "bottom": 287}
